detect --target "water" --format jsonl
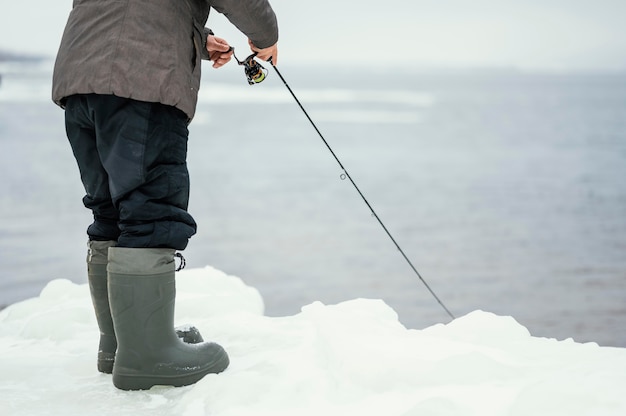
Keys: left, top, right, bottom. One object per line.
{"left": 1, "top": 61, "right": 625, "bottom": 347}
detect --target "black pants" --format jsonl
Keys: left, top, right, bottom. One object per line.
{"left": 65, "top": 94, "right": 196, "bottom": 250}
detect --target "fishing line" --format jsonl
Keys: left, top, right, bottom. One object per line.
{"left": 231, "top": 49, "right": 455, "bottom": 320}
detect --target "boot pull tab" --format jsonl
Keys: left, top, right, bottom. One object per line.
{"left": 175, "top": 253, "right": 186, "bottom": 272}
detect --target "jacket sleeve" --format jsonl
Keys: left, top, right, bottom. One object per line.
{"left": 209, "top": 0, "right": 279, "bottom": 48}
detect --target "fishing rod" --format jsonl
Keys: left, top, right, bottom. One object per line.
{"left": 230, "top": 49, "right": 456, "bottom": 320}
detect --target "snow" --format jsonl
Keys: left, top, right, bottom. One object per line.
{"left": 1, "top": 266, "right": 625, "bottom": 416}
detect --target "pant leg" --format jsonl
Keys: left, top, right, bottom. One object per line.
{"left": 65, "top": 95, "right": 121, "bottom": 241}
{"left": 100, "top": 97, "right": 197, "bottom": 250}
{"left": 65, "top": 94, "right": 197, "bottom": 250}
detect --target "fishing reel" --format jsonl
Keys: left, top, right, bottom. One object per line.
{"left": 231, "top": 47, "right": 267, "bottom": 85}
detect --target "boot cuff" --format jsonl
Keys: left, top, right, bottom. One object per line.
{"left": 87, "top": 240, "right": 117, "bottom": 265}
{"left": 107, "top": 247, "right": 175, "bottom": 275}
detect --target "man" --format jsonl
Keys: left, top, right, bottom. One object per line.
{"left": 52, "top": 0, "right": 278, "bottom": 390}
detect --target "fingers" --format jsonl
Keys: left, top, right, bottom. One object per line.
{"left": 206, "top": 35, "right": 233, "bottom": 68}
{"left": 210, "top": 49, "right": 233, "bottom": 68}
{"left": 249, "top": 39, "right": 278, "bottom": 65}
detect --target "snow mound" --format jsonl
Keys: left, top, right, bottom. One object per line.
{"left": 1, "top": 266, "right": 625, "bottom": 416}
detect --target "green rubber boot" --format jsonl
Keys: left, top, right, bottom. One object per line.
{"left": 108, "top": 247, "right": 229, "bottom": 390}
{"left": 87, "top": 242, "right": 205, "bottom": 374}
{"left": 87, "top": 240, "right": 118, "bottom": 374}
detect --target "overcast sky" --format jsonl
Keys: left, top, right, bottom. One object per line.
{"left": 2, "top": 0, "right": 625, "bottom": 71}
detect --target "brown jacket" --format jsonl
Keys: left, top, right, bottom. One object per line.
{"left": 52, "top": 0, "right": 278, "bottom": 120}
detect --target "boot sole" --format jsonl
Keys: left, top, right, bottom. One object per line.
{"left": 112, "top": 351, "right": 230, "bottom": 391}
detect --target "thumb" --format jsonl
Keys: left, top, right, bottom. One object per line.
{"left": 208, "top": 36, "right": 231, "bottom": 51}
{"left": 215, "top": 40, "right": 230, "bottom": 52}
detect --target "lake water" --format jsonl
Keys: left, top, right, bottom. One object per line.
{"left": 1, "top": 60, "right": 625, "bottom": 347}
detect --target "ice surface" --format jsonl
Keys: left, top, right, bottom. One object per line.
{"left": 1, "top": 265, "right": 625, "bottom": 416}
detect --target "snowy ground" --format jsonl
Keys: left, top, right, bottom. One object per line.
{"left": 1, "top": 266, "right": 625, "bottom": 416}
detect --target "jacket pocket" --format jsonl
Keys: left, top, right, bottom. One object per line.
{"left": 191, "top": 22, "right": 205, "bottom": 91}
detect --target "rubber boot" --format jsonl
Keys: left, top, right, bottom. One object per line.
{"left": 87, "top": 242, "right": 205, "bottom": 374}
{"left": 87, "top": 240, "right": 118, "bottom": 374}
{"left": 108, "top": 247, "right": 229, "bottom": 390}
